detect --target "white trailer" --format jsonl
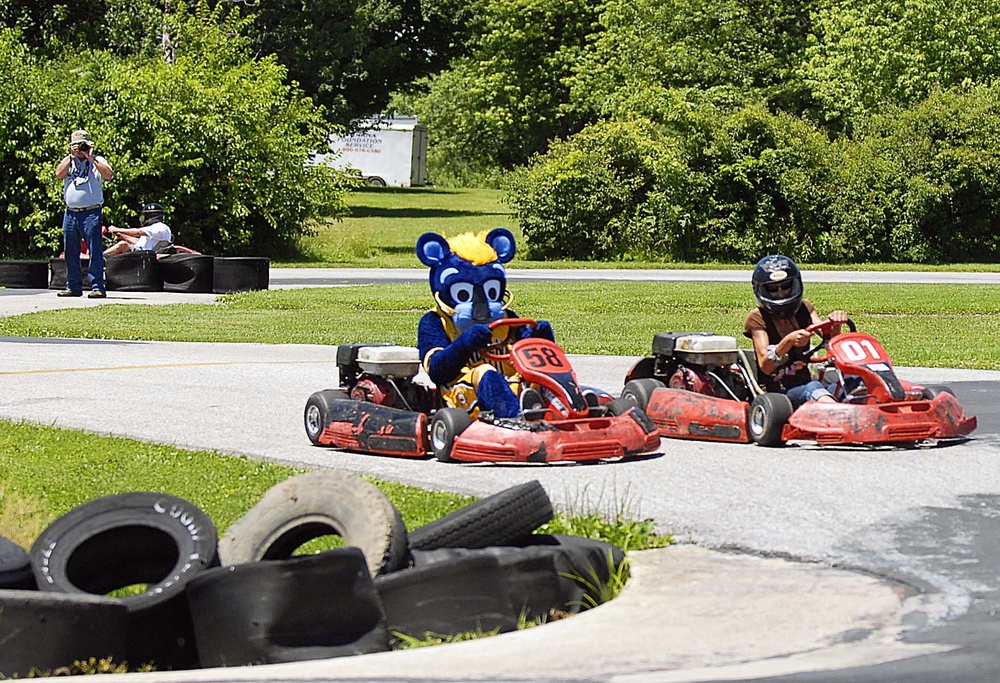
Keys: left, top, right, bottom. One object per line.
{"left": 324, "top": 116, "right": 429, "bottom": 187}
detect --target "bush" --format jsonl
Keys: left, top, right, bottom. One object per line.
{"left": 0, "top": 6, "right": 353, "bottom": 259}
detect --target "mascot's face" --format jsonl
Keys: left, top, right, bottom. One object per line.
{"left": 416, "top": 228, "right": 516, "bottom": 333}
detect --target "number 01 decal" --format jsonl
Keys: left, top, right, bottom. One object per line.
{"left": 839, "top": 339, "right": 882, "bottom": 363}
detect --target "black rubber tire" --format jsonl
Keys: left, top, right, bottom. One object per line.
{"left": 30, "top": 492, "right": 220, "bottom": 670}
{"left": 158, "top": 254, "right": 215, "bottom": 293}
{"left": 408, "top": 481, "right": 554, "bottom": 551}
{"left": 304, "top": 390, "right": 337, "bottom": 446}
{"left": 366, "top": 176, "right": 387, "bottom": 187}
{"left": 748, "top": 392, "right": 794, "bottom": 447}
{"left": 428, "top": 408, "right": 472, "bottom": 462}
{"left": 604, "top": 397, "right": 634, "bottom": 417}
{"left": 0, "top": 536, "right": 35, "bottom": 590}
{"left": 187, "top": 547, "right": 390, "bottom": 666}
{"left": 212, "top": 256, "right": 270, "bottom": 293}
{"left": 922, "top": 384, "right": 956, "bottom": 399}
{"left": 48, "top": 258, "right": 90, "bottom": 290}
{"left": 0, "top": 590, "right": 128, "bottom": 677}
{"left": 105, "top": 251, "right": 163, "bottom": 291}
{"left": 0, "top": 260, "right": 49, "bottom": 289}
{"left": 408, "top": 545, "right": 575, "bottom": 622}
{"left": 218, "top": 470, "right": 408, "bottom": 576}
{"left": 374, "top": 553, "right": 519, "bottom": 639}
{"left": 621, "top": 378, "right": 666, "bottom": 411}
{"left": 514, "top": 534, "right": 627, "bottom": 611}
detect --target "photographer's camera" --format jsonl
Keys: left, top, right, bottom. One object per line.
{"left": 76, "top": 140, "right": 91, "bottom": 153}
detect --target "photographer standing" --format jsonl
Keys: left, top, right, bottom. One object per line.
{"left": 55, "top": 129, "right": 113, "bottom": 298}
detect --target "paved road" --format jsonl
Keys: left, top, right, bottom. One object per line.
{"left": 3, "top": 273, "right": 1000, "bottom": 681}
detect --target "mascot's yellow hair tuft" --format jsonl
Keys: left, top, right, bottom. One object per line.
{"left": 447, "top": 230, "right": 498, "bottom": 266}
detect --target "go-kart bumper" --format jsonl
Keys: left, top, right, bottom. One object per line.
{"left": 644, "top": 388, "right": 750, "bottom": 443}
{"left": 784, "top": 392, "right": 977, "bottom": 445}
{"left": 317, "top": 399, "right": 428, "bottom": 457}
{"left": 449, "top": 409, "right": 661, "bottom": 463}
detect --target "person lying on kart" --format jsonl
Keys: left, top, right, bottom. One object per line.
{"left": 744, "top": 254, "right": 852, "bottom": 409}
{"left": 416, "top": 228, "right": 554, "bottom": 419}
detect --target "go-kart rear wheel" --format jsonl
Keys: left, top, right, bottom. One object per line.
{"left": 621, "top": 379, "right": 665, "bottom": 411}
{"left": 304, "top": 391, "right": 337, "bottom": 446}
{"left": 921, "top": 385, "right": 955, "bottom": 399}
{"left": 748, "top": 393, "right": 793, "bottom": 447}
{"left": 430, "top": 408, "right": 472, "bottom": 463}
{"left": 604, "top": 398, "right": 633, "bottom": 417}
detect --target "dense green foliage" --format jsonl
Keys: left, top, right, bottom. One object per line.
{"left": 0, "top": 5, "right": 353, "bottom": 258}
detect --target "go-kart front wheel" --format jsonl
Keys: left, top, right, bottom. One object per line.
{"left": 748, "top": 393, "right": 793, "bottom": 447}
{"left": 622, "top": 379, "right": 665, "bottom": 411}
{"left": 921, "top": 385, "right": 955, "bottom": 400}
{"left": 429, "top": 408, "right": 472, "bottom": 463}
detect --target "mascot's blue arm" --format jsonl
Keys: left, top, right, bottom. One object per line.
{"left": 418, "top": 312, "right": 493, "bottom": 385}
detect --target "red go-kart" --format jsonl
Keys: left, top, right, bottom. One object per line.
{"left": 304, "top": 319, "right": 660, "bottom": 463}
{"left": 621, "top": 319, "right": 977, "bottom": 447}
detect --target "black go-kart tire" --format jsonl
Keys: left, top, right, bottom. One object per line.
{"left": 0, "top": 535, "right": 35, "bottom": 590}
{"left": 304, "top": 390, "right": 339, "bottom": 446}
{"left": 408, "top": 481, "right": 554, "bottom": 552}
{"left": 48, "top": 257, "right": 90, "bottom": 290}
{"left": 187, "top": 547, "right": 390, "bottom": 666}
{"left": 212, "top": 256, "right": 269, "bottom": 293}
{"left": 29, "top": 492, "right": 220, "bottom": 670}
{"left": 105, "top": 250, "right": 162, "bottom": 291}
{"left": 429, "top": 407, "right": 472, "bottom": 463}
{"left": 158, "top": 254, "right": 214, "bottom": 293}
{"left": 748, "top": 392, "right": 794, "bottom": 447}
{"left": 622, "top": 378, "right": 665, "bottom": 411}
{"left": 605, "top": 397, "right": 635, "bottom": 417}
{"left": 0, "top": 260, "right": 49, "bottom": 289}
{"left": 0, "top": 591, "right": 128, "bottom": 677}
{"left": 218, "top": 470, "right": 408, "bottom": 576}
{"left": 922, "top": 385, "right": 956, "bottom": 400}
{"left": 374, "top": 553, "right": 519, "bottom": 640}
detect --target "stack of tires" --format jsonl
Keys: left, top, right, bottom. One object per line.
{"left": 0, "top": 473, "right": 627, "bottom": 675}
{"left": 45, "top": 255, "right": 270, "bottom": 294}
{"left": 0, "top": 260, "right": 50, "bottom": 289}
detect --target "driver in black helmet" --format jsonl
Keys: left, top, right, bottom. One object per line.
{"left": 104, "top": 202, "right": 173, "bottom": 256}
{"left": 744, "top": 254, "right": 850, "bottom": 408}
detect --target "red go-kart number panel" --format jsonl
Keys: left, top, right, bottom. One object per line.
{"left": 513, "top": 340, "right": 568, "bottom": 372}
{"left": 828, "top": 334, "right": 890, "bottom": 367}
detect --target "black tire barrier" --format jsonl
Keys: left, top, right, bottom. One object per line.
{"left": 0, "top": 590, "right": 128, "bottom": 677}
{"left": 514, "top": 534, "right": 627, "bottom": 613}
{"left": 219, "top": 470, "right": 408, "bottom": 576}
{"left": 212, "top": 256, "right": 269, "bottom": 293}
{"left": 374, "top": 554, "right": 519, "bottom": 640}
{"left": 0, "top": 536, "right": 35, "bottom": 590}
{"left": 0, "top": 260, "right": 49, "bottom": 289}
{"left": 48, "top": 257, "right": 90, "bottom": 290}
{"left": 30, "top": 492, "right": 220, "bottom": 670}
{"left": 408, "top": 480, "right": 554, "bottom": 551}
{"left": 187, "top": 547, "right": 390, "bottom": 666}
{"left": 106, "top": 251, "right": 162, "bottom": 292}
{"left": 158, "top": 254, "right": 215, "bottom": 293}
{"left": 409, "top": 546, "right": 573, "bottom": 623}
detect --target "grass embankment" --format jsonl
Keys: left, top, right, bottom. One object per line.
{"left": 3, "top": 282, "right": 1000, "bottom": 368}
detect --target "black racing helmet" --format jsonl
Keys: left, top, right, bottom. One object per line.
{"left": 140, "top": 202, "right": 165, "bottom": 227}
{"left": 752, "top": 254, "right": 803, "bottom": 315}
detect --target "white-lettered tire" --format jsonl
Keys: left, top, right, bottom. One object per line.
{"left": 29, "top": 492, "right": 220, "bottom": 670}
{"left": 218, "top": 470, "right": 408, "bottom": 576}
{"left": 748, "top": 392, "right": 794, "bottom": 447}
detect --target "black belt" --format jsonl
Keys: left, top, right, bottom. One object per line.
{"left": 67, "top": 204, "right": 102, "bottom": 212}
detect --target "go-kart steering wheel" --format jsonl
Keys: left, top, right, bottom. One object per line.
{"left": 803, "top": 317, "right": 856, "bottom": 362}
{"left": 482, "top": 318, "right": 537, "bottom": 362}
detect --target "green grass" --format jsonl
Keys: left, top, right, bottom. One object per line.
{"left": 283, "top": 186, "right": 1000, "bottom": 271}
{"left": 4, "top": 282, "right": 1000, "bottom": 368}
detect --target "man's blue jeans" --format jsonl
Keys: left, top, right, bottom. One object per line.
{"left": 62, "top": 207, "right": 105, "bottom": 293}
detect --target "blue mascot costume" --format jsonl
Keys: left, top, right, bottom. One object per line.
{"left": 416, "top": 228, "right": 554, "bottom": 418}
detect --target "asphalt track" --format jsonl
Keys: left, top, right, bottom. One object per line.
{"left": 2, "top": 269, "right": 1000, "bottom": 682}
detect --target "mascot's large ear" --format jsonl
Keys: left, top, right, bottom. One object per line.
{"left": 485, "top": 228, "right": 516, "bottom": 264}
{"left": 416, "top": 232, "right": 451, "bottom": 267}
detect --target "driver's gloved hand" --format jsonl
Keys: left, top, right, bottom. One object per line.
{"left": 456, "top": 323, "right": 494, "bottom": 357}
{"left": 521, "top": 320, "right": 554, "bottom": 341}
